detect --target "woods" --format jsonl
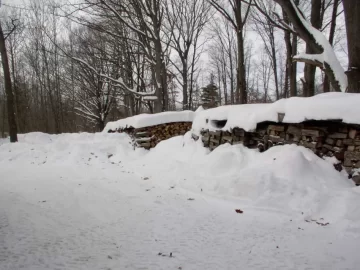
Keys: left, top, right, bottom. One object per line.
{"left": 0, "top": 0, "right": 359, "bottom": 138}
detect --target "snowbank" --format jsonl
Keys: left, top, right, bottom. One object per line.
{"left": 1, "top": 131, "right": 359, "bottom": 225}
{"left": 192, "top": 93, "right": 360, "bottom": 134}
{"left": 2, "top": 132, "right": 360, "bottom": 269}
{"left": 103, "top": 110, "right": 194, "bottom": 132}
{"left": 132, "top": 133, "right": 360, "bottom": 224}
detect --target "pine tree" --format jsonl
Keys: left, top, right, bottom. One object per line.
{"left": 200, "top": 74, "right": 219, "bottom": 109}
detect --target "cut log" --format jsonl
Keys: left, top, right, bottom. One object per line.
{"left": 349, "top": 129, "right": 357, "bottom": 139}
{"left": 301, "top": 129, "right": 323, "bottom": 137}
{"left": 328, "top": 133, "right": 348, "bottom": 139}
{"left": 268, "top": 125, "right": 285, "bottom": 132}
{"left": 287, "top": 125, "right": 302, "bottom": 136}
{"left": 345, "top": 151, "right": 360, "bottom": 160}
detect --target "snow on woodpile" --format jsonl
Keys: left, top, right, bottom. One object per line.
{"left": 192, "top": 93, "right": 360, "bottom": 134}
{"left": 103, "top": 110, "right": 194, "bottom": 132}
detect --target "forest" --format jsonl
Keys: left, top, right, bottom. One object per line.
{"left": 0, "top": 0, "right": 359, "bottom": 140}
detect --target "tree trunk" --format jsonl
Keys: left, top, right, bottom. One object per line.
{"left": 303, "top": 0, "right": 322, "bottom": 97}
{"left": 229, "top": 40, "right": 235, "bottom": 104}
{"left": 234, "top": 1, "right": 247, "bottom": 104}
{"left": 343, "top": 0, "right": 360, "bottom": 93}
{"left": 98, "top": 120, "right": 105, "bottom": 132}
{"left": 0, "top": 22, "right": 18, "bottom": 142}
{"left": 182, "top": 60, "right": 188, "bottom": 110}
{"left": 323, "top": 0, "right": 339, "bottom": 92}
{"left": 290, "top": 34, "right": 298, "bottom": 97}
{"left": 236, "top": 31, "right": 247, "bottom": 104}
{"left": 283, "top": 7, "right": 292, "bottom": 98}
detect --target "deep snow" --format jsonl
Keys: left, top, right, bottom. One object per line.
{"left": 1, "top": 132, "right": 360, "bottom": 270}
{"left": 192, "top": 92, "right": 360, "bottom": 133}
{"left": 103, "top": 110, "right": 194, "bottom": 132}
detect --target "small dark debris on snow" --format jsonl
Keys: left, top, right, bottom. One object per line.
{"left": 146, "top": 189, "right": 151, "bottom": 192}
{"left": 157, "top": 252, "right": 174, "bottom": 258}
{"left": 187, "top": 198, "right": 195, "bottom": 201}
{"left": 169, "top": 186, "right": 175, "bottom": 189}
{"left": 235, "top": 209, "right": 243, "bottom": 214}
{"left": 273, "top": 158, "right": 276, "bottom": 160}
{"left": 316, "top": 221, "right": 330, "bottom": 226}
{"left": 41, "top": 200, "right": 46, "bottom": 203}
{"left": 143, "top": 177, "right": 149, "bottom": 180}
{"left": 107, "top": 154, "right": 113, "bottom": 158}
{"left": 107, "top": 255, "right": 112, "bottom": 259}
{"left": 276, "top": 246, "right": 279, "bottom": 249}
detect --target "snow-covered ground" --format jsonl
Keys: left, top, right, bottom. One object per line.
{"left": 1, "top": 132, "right": 360, "bottom": 270}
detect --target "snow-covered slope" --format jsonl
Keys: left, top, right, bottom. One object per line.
{"left": 103, "top": 110, "right": 194, "bottom": 132}
{"left": 192, "top": 93, "right": 360, "bottom": 134}
{"left": 1, "top": 132, "right": 360, "bottom": 270}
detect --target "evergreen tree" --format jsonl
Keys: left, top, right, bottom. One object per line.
{"left": 200, "top": 74, "right": 219, "bottom": 109}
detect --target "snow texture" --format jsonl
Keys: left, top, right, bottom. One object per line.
{"left": 103, "top": 110, "right": 195, "bottom": 131}
{"left": 192, "top": 92, "right": 360, "bottom": 134}
{"left": 1, "top": 132, "right": 360, "bottom": 270}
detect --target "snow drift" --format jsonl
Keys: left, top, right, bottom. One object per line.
{"left": 1, "top": 131, "right": 359, "bottom": 226}
{"left": 134, "top": 132, "right": 360, "bottom": 223}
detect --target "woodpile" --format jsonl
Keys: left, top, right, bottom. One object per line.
{"left": 111, "top": 122, "right": 192, "bottom": 149}
{"left": 197, "top": 120, "right": 360, "bottom": 185}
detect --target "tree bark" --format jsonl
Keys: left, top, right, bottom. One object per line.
{"left": 0, "top": 22, "right": 18, "bottom": 142}
{"left": 290, "top": 32, "right": 298, "bottom": 96}
{"left": 323, "top": 0, "right": 339, "bottom": 92}
{"left": 283, "top": 8, "right": 292, "bottom": 97}
{"left": 303, "top": 0, "right": 322, "bottom": 97}
{"left": 343, "top": 0, "right": 360, "bottom": 93}
{"left": 290, "top": 0, "right": 300, "bottom": 97}
{"left": 235, "top": 2, "right": 247, "bottom": 104}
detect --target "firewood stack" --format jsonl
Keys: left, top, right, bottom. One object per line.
{"left": 110, "top": 122, "right": 192, "bottom": 150}
{"left": 196, "top": 121, "right": 360, "bottom": 184}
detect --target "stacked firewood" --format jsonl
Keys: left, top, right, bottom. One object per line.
{"left": 197, "top": 121, "right": 360, "bottom": 184}
{"left": 126, "top": 122, "right": 192, "bottom": 149}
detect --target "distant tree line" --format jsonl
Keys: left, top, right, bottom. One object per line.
{"left": 0, "top": 0, "right": 359, "bottom": 141}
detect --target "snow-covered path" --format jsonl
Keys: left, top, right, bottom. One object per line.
{"left": 1, "top": 133, "right": 360, "bottom": 270}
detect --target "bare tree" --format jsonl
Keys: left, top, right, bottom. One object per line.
{"left": 0, "top": 20, "right": 18, "bottom": 142}
{"left": 165, "top": 0, "right": 210, "bottom": 110}
{"left": 252, "top": 1, "right": 281, "bottom": 100}
{"left": 209, "top": 0, "right": 252, "bottom": 104}
{"left": 270, "top": 0, "right": 347, "bottom": 92}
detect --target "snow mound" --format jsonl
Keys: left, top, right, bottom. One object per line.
{"left": 1, "top": 131, "right": 359, "bottom": 226}
{"left": 0, "top": 132, "right": 142, "bottom": 165}
{"left": 135, "top": 134, "right": 359, "bottom": 223}
{"left": 192, "top": 92, "right": 360, "bottom": 134}
{"left": 103, "top": 110, "right": 194, "bottom": 132}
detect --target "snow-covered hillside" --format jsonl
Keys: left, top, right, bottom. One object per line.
{"left": 1, "top": 132, "right": 360, "bottom": 270}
